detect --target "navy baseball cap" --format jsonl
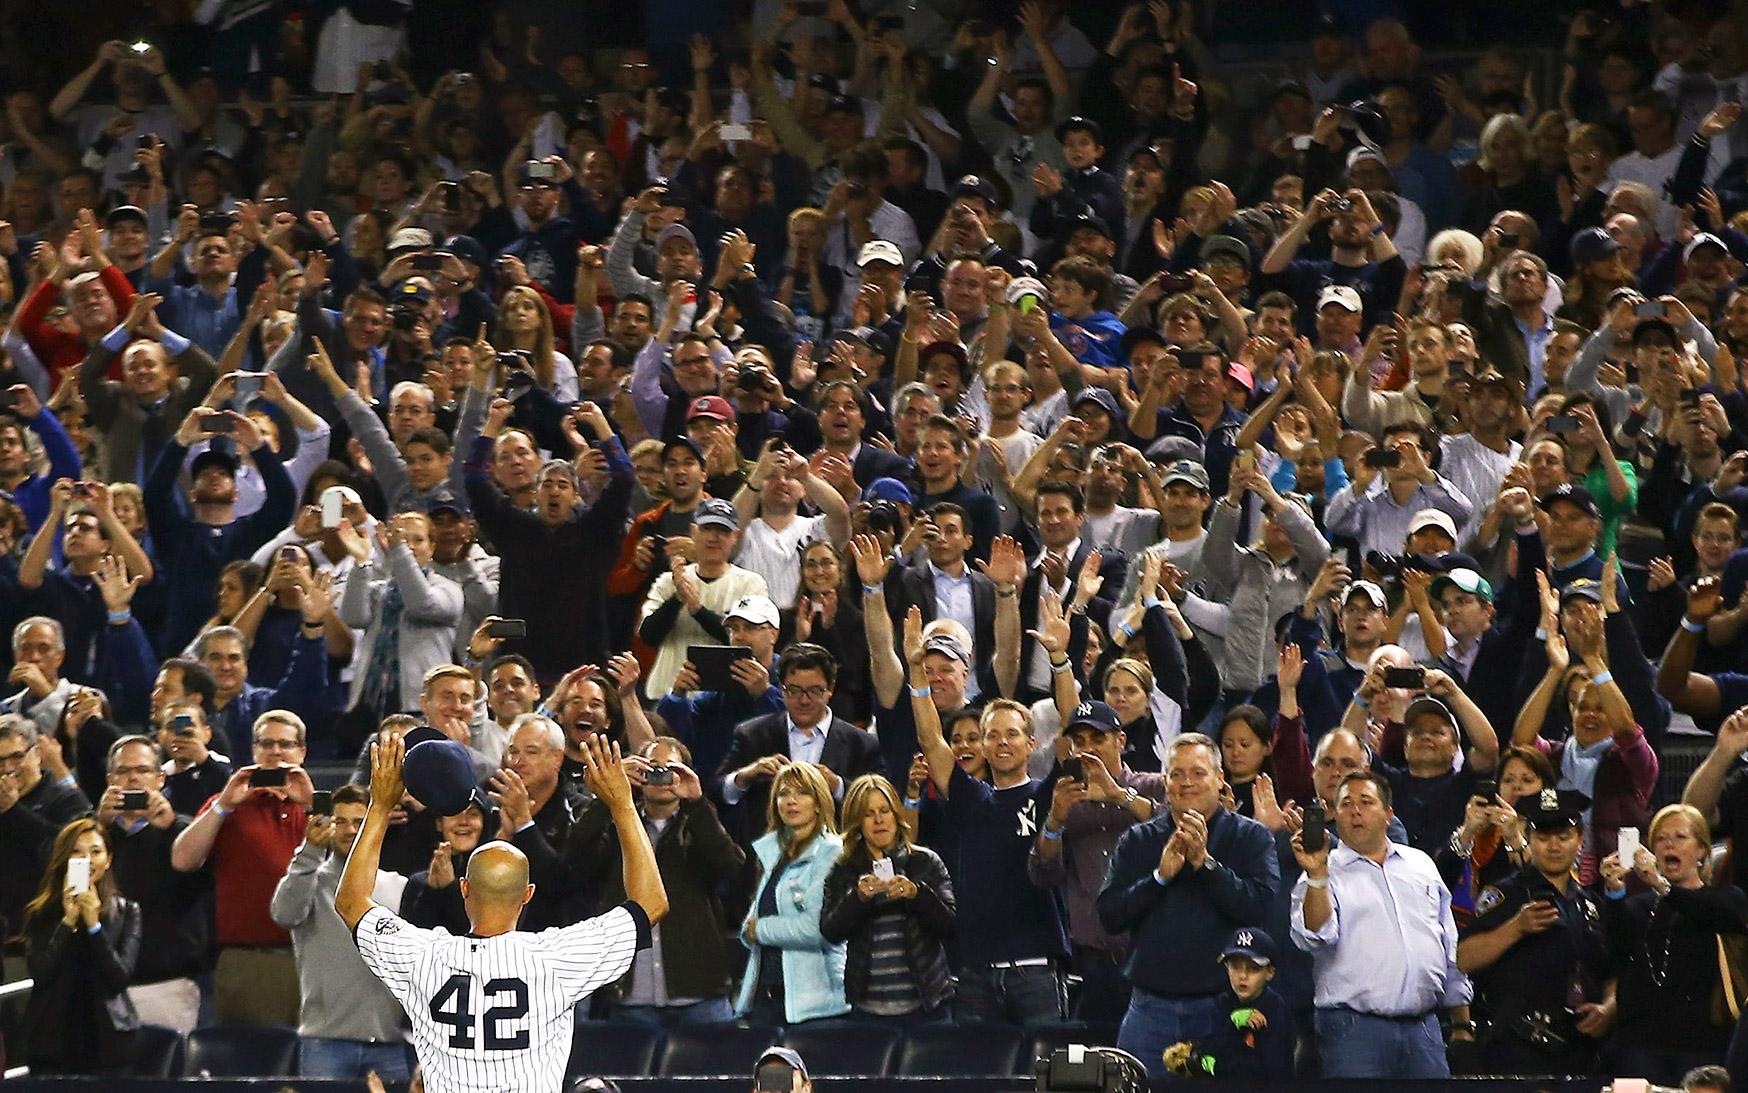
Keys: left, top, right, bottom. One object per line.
{"left": 692, "top": 497, "right": 740, "bottom": 530}
{"left": 1065, "top": 700, "right": 1121, "bottom": 734}
{"left": 425, "top": 485, "right": 471, "bottom": 517}
{"left": 1220, "top": 927, "right": 1278, "bottom": 966}
{"left": 400, "top": 726, "right": 478, "bottom": 816}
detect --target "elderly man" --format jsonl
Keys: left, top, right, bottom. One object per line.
{"left": 0, "top": 713, "right": 94, "bottom": 928}
{"left": 1097, "top": 733, "right": 1277, "bottom": 1077}
{"left": 99, "top": 734, "right": 212, "bottom": 1033}
{"left": 1292, "top": 771, "right": 1472, "bottom": 1078}
{"left": 171, "top": 710, "right": 317, "bottom": 1026}
{"left": 487, "top": 714, "right": 586, "bottom": 929}
{"left": 4, "top": 616, "right": 86, "bottom": 735}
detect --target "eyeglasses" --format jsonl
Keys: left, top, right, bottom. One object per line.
{"left": 783, "top": 684, "right": 830, "bottom": 700}
{"left": 987, "top": 384, "right": 1027, "bottom": 394}
{"left": 254, "top": 738, "right": 301, "bottom": 751}
{"left": 111, "top": 765, "right": 157, "bottom": 777}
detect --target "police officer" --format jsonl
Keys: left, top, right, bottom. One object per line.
{"left": 1455, "top": 789, "right": 1613, "bottom": 1075}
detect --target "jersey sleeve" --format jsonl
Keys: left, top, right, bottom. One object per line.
{"left": 353, "top": 903, "right": 434, "bottom": 1003}
{"left": 542, "top": 901, "right": 651, "bottom": 1004}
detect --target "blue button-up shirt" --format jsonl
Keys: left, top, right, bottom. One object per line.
{"left": 149, "top": 280, "right": 241, "bottom": 359}
{"left": 1291, "top": 840, "right": 1471, "bottom": 1016}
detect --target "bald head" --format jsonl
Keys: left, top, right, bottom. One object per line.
{"left": 460, "top": 840, "right": 534, "bottom": 929}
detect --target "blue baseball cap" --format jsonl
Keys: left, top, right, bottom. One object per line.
{"left": 862, "top": 477, "right": 912, "bottom": 505}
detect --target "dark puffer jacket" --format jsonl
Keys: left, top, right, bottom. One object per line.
{"left": 821, "top": 843, "right": 956, "bottom": 1014}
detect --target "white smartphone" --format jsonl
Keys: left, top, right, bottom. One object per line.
{"left": 320, "top": 491, "right": 344, "bottom": 528}
{"left": 66, "top": 856, "right": 90, "bottom": 896}
{"left": 1616, "top": 826, "right": 1640, "bottom": 865}
{"left": 719, "top": 123, "right": 752, "bottom": 142}
{"left": 871, "top": 858, "right": 895, "bottom": 882}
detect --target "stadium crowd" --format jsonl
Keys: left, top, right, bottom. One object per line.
{"left": 10, "top": 0, "right": 1748, "bottom": 1084}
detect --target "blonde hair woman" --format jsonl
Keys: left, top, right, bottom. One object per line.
{"left": 1599, "top": 803, "right": 1748, "bottom": 1083}
{"left": 494, "top": 285, "right": 578, "bottom": 402}
{"left": 822, "top": 774, "right": 956, "bottom": 1023}
{"left": 736, "top": 762, "right": 850, "bottom": 1025}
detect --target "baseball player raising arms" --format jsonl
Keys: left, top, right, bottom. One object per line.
{"left": 336, "top": 731, "right": 668, "bottom": 1093}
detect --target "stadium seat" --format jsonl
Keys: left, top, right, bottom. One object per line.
{"left": 182, "top": 1025, "right": 299, "bottom": 1077}
{"left": 897, "top": 1023, "right": 1024, "bottom": 1076}
{"left": 566, "top": 1022, "right": 665, "bottom": 1077}
{"left": 656, "top": 1023, "right": 781, "bottom": 1077}
{"left": 128, "top": 1024, "right": 185, "bottom": 1077}
{"left": 1023, "top": 1023, "right": 1122, "bottom": 1076}
{"left": 781, "top": 1021, "right": 902, "bottom": 1075}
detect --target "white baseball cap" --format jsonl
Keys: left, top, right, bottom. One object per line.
{"left": 857, "top": 240, "right": 904, "bottom": 268}
{"left": 1317, "top": 285, "right": 1363, "bottom": 313}
{"left": 726, "top": 595, "right": 781, "bottom": 628}
{"left": 1407, "top": 508, "right": 1458, "bottom": 542}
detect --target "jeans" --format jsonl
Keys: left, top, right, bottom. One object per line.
{"left": 1315, "top": 1008, "right": 1449, "bottom": 1078}
{"left": 609, "top": 998, "right": 734, "bottom": 1029}
{"left": 1117, "top": 989, "right": 1218, "bottom": 1078}
{"left": 298, "top": 1038, "right": 414, "bottom": 1080}
{"left": 955, "top": 964, "right": 1065, "bottom": 1025}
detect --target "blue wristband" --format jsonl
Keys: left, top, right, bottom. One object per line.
{"left": 863, "top": 584, "right": 883, "bottom": 596}
{"left": 1590, "top": 670, "right": 1614, "bottom": 687}
{"left": 1042, "top": 826, "right": 1064, "bottom": 841}
{"left": 107, "top": 610, "right": 132, "bottom": 624}
{"left": 1683, "top": 618, "right": 1707, "bottom": 633}
{"left": 909, "top": 685, "right": 931, "bottom": 697}
{"left": 1142, "top": 596, "right": 1163, "bottom": 610}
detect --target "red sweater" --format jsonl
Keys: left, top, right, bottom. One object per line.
{"left": 199, "top": 792, "right": 307, "bottom": 947}
{"left": 19, "top": 264, "right": 136, "bottom": 390}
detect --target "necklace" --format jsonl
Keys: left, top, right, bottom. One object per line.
{"left": 1647, "top": 899, "right": 1676, "bottom": 987}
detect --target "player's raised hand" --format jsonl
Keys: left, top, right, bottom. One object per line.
{"left": 370, "top": 729, "right": 406, "bottom": 812}
{"left": 582, "top": 735, "right": 634, "bottom": 814}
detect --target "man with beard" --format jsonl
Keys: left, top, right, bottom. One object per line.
{"left": 144, "top": 407, "right": 295, "bottom": 655}
{"left": 475, "top": 158, "right": 613, "bottom": 304}
{"left": 1260, "top": 187, "right": 1404, "bottom": 336}
{"left": 1439, "top": 370, "right": 1523, "bottom": 545}
{"left": 465, "top": 402, "right": 634, "bottom": 686}
{"left": 146, "top": 218, "right": 242, "bottom": 357}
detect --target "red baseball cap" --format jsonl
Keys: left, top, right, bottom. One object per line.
{"left": 687, "top": 395, "right": 737, "bottom": 423}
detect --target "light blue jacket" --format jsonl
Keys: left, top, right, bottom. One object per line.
{"left": 736, "top": 830, "right": 850, "bottom": 1023}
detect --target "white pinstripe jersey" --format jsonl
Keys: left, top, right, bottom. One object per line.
{"left": 354, "top": 902, "right": 646, "bottom": 1093}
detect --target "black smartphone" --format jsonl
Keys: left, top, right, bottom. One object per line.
{"left": 250, "top": 767, "right": 288, "bottom": 788}
{"left": 688, "top": 644, "right": 754, "bottom": 693}
{"left": 487, "top": 619, "right": 528, "bottom": 639}
{"left": 1364, "top": 448, "right": 1401, "bottom": 469}
{"left": 1159, "top": 273, "right": 1193, "bottom": 293}
{"left": 412, "top": 253, "right": 444, "bottom": 273}
{"left": 201, "top": 412, "right": 237, "bottom": 434}
{"left": 644, "top": 765, "right": 675, "bottom": 786}
{"left": 171, "top": 713, "right": 197, "bottom": 737}
{"left": 279, "top": 546, "right": 300, "bottom": 564}
{"left": 1680, "top": 388, "right": 1703, "bottom": 408}
{"left": 1546, "top": 415, "right": 1582, "bottom": 434}
{"left": 71, "top": 482, "right": 91, "bottom": 497}
{"left": 1498, "top": 231, "right": 1519, "bottom": 248}
{"left": 1301, "top": 801, "right": 1326, "bottom": 852}
{"left": 310, "top": 790, "right": 333, "bottom": 815}
{"left": 873, "top": 13, "right": 905, "bottom": 30}
{"left": 122, "top": 790, "right": 150, "bottom": 810}
{"left": 1475, "top": 779, "right": 1497, "bottom": 804}
{"left": 442, "top": 181, "right": 462, "bottom": 213}
{"left": 1383, "top": 666, "right": 1427, "bottom": 689}
{"left": 1635, "top": 300, "right": 1666, "bottom": 319}
{"left": 1059, "top": 757, "right": 1084, "bottom": 783}
{"left": 373, "top": 60, "right": 394, "bottom": 80}
{"left": 0, "top": 388, "right": 14, "bottom": 411}
{"left": 1174, "top": 349, "right": 1204, "bottom": 373}
{"left": 136, "top": 134, "right": 154, "bottom": 150}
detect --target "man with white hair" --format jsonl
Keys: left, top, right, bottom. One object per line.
{"left": 0, "top": 713, "right": 94, "bottom": 966}
{"left": 4, "top": 616, "right": 83, "bottom": 734}
{"left": 486, "top": 714, "right": 584, "bottom": 929}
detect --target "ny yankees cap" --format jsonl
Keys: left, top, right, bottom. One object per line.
{"left": 400, "top": 725, "right": 478, "bottom": 816}
{"left": 1219, "top": 927, "right": 1277, "bottom": 966}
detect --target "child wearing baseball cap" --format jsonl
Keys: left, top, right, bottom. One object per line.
{"left": 1164, "top": 928, "right": 1294, "bottom": 1078}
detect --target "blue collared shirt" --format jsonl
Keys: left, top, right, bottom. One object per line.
{"left": 1291, "top": 840, "right": 1471, "bottom": 1015}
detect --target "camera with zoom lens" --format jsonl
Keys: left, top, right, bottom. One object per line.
{"left": 867, "top": 501, "right": 903, "bottom": 535}
{"left": 389, "top": 303, "right": 423, "bottom": 332}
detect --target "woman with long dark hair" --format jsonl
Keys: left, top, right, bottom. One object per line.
{"left": 822, "top": 774, "right": 956, "bottom": 1024}
{"left": 19, "top": 818, "right": 142, "bottom": 1074}
{"left": 795, "top": 540, "right": 868, "bottom": 722}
